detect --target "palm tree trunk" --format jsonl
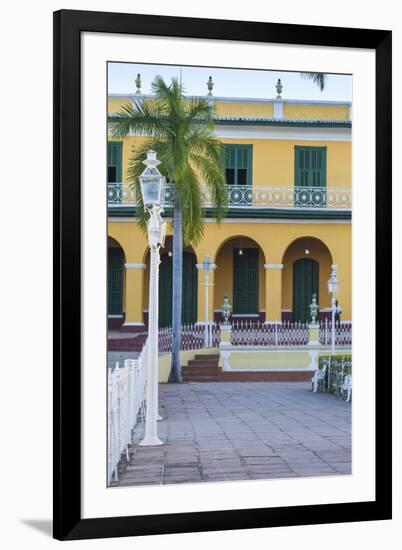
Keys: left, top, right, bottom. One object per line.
{"left": 168, "top": 195, "right": 183, "bottom": 383}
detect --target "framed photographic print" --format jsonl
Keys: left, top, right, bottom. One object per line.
{"left": 53, "top": 9, "right": 392, "bottom": 541}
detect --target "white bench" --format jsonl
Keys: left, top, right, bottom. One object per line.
{"left": 340, "top": 374, "right": 352, "bottom": 402}
{"left": 311, "top": 365, "right": 327, "bottom": 393}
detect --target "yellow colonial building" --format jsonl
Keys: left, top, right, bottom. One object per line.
{"left": 107, "top": 87, "right": 351, "bottom": 333}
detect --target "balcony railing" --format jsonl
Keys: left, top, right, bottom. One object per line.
{"left": 108, "top": 183, "right": 351, "bottom": 210}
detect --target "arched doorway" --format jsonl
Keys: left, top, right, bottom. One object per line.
{"left": 293, "top": 258, "right": 319, "bottom": 322}
{"left": 214, "top": 236, "right": 266, "bottom": 321}
{"left": 108, "top": 237, "right": 125, "bottom": 316}
{"left": 158, "top": 249, "right": 198, "bottom": 327}
{"left": 282, "top": 236, "right": 333, "bottom": 322}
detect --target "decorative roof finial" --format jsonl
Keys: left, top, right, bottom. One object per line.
{"left": 135, "top": 73, "right": 142, "bottom": 94}
{"left": 207, "top": 76, "right": 214, "bottom": 96}
{"left": 276, "top": 78, "right": 283, "bottom": 99}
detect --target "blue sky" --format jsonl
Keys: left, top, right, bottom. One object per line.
{"left": 108, "top": 63, "right": 352, "bottom": 102}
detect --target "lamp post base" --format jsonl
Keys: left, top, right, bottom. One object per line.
{"left": 139, "top": 436, "right": 163, "bottom": 447}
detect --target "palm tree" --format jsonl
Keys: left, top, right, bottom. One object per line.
{"left": 300, "top": 72, "right": 327, "bottom": 91}
{"left": 109, "top": 76, "right": 227, "bottom": 383}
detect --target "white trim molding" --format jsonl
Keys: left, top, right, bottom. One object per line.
{"left": 124, "top": 263, "right": 146, "bottom": 269}
{"left": 232, "top": 313, "right": 260, "bottom": 318}
{"left": 108, "top": 314, "right": 124, "bottom": 318}
{"left": 122, "top": 322, "right": 145, "bottom": 327}
{"left": 264, "top": 263, "right": 284, "bottom": 269}
{"left": 212, "top": 125, "right": 351, "bottom": 142}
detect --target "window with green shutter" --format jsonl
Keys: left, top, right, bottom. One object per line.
{"left": 107, "top": 141, "right": 123, "bottom": 182}
{"left": 294, "top": 146, "right": 326, "bottom": 188}
{"left": 233, "top": 248, "right": 259, "bottom": 314}
{"left": 223, "top": 144, "right": 252, "bottom": 186}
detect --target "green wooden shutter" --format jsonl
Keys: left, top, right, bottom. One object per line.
{"left": 107, "top": 141, "right": 123, "bottom": 182}
{"left": 233, "top": 248, "right": 259, "bottom": 314}
{"left": 295, "top": 146, "right": 326, "bottom": 188}
{"left": 108, "top": 247, "right": 124, "bottom": 315}
{"left": 158, "top": 252, "right": 197, "bottom": 327}
{"left": 293, "top": 259, "right": 319, "bottom": 322}
{"left": 182, "top": 252, "right": 198, "bottom": 324}
{"left": 223, "top": 144, "right": 252, "bottom": 186}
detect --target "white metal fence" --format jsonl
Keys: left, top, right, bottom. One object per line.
{"left": 107, "top": 340, "right": 148, "bottom": 484}
{"left": 230, "top": 320, "right": 309, "bottom": 346}
{"left": 158, "top": 324, "right": 221, "bottom": 352}
{"left": 319, "top": 320, "right": 352, "bottom": 346}
{"left": 158, "top": 321, "right": 352, "bottom": 351}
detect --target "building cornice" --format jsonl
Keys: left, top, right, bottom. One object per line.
{"left": 109, "top": 206, "right": 351, "bottom": 221}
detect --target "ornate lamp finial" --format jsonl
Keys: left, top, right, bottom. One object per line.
{"left": 207, "top": 76, "right": 214, "bottom": 96}
{"left": 276, "top": 78, "right": 283, "bottom": 99}
{"left": 309, "top": 293, "right": 319, "bottom": 324}
{"left": 221, "top": 293, "right": 232, "bottom": 326}
{"left": 135, "top": 73, "right": 142, "bottom": 94}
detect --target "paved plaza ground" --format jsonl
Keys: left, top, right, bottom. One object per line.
{"left": 117, "top": 382, "right": 351, "bottom": 486}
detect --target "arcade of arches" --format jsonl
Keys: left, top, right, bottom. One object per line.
{"left": 107, "top": 223, "right": 351, "bottom": 331}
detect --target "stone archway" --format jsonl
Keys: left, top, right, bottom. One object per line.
{"left": 214, "top": 235, "right": 266, "bottom": 322}
{"left": 282, "top": 237, "right": 333, "bottom": 322}
{"left": 107, "top": 236, "right": 126, "bottom": 328}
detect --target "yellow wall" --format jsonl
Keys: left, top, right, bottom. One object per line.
{"left": 111, "top": 136, "right": 351, "bottom": 191}
{"left": 108, "top": 96, "right": 131, "bottom": 113}
{"left": 107, "top": 94, "right": 352, "bottom": 325}
{"left": 109, "top": 96, "right": 349, "bottom": 122}
{"left": 215, "top": 101, "right": 274, "bottom": 118}
{"left": 219, "top": 138, "right": 351, "bottom": 189}
{"left": 283, "top": 104, "right": 349, "bottom": 121}
{"left": 108, "top": 219, "right": 352, "bottom": 323}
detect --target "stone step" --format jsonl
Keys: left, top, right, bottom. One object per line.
{"left": 182, "top": 368, "right": 220, "bottom": 376}
{"left": 187, "top": 360, "right": 219, "bottom": 367}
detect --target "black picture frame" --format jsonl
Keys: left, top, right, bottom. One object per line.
{"left": 53, "top": 9, "right": 392, "bottom": 541}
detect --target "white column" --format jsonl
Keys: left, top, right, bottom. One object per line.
{"left": 140, "top": 242, "right": 162, "bottom": 446}
{"left": 196, "top": 261, "right": 217, "bottom": 347}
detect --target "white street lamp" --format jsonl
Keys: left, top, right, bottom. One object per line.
{"left": 327, "top": 264, "right": 340, "bottom": 355}
{"left": 139, "top": 150, "right": 165, "bottom": 447}
{"left": 197, "top": 255, "right": 217, "bottom": 348}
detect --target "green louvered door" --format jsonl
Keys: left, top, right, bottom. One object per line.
{"left": 293, "top": 259, "right": 319, "bottom": 322}
{"left": 182, "top": 253, "right": 198, "bottom": 324}
{"left": 108, "top": 247, "right": 124, "bottom": 315}
{"left": 158, "top": 252, "right": 197, "bottom": 327}
{"left": 233, "top": 248, "right": 259, "bottom": 314}
{"left": 224, "top": 144, "right": 253, "bottom": 205}
{"left": 295, "top": 146, "right": 326, "bottom": 207}
{"left": 107, "top": 141, "right": 122, "bottom": 183}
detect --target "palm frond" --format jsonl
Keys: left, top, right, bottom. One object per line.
{"left": 108, "top": 99, "right": 167, "bottom": 138}
{"left": 300, "top": 72, "right": 327, "bottom": 92}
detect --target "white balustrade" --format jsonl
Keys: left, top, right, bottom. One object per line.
{"left": 107, "top": 183, "right": 351, "bottom": 210}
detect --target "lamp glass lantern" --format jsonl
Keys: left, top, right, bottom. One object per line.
{"left": 328, "top": 268, "right": 340, "bottom": 295}
{"left": 139, "top": 150, "right": 164, "bottom": 208}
